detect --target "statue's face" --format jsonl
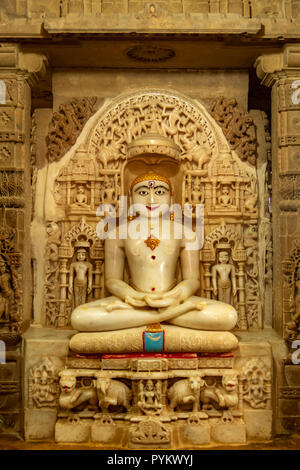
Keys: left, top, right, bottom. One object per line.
{"left": 219, "top": 251, "right": 229, "bottom": 264}
{"left": 131, "top": 179, "right": 171, "bottom": 218}
{"left": 77, "top": 250, "right": 86, "bottom": 261}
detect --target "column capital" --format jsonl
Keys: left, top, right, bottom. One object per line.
{"left": 0, "top": 43, "right": 48, "bottom": 86}
{"left": 255, "top": 44, "right": 300, "bottom": 87}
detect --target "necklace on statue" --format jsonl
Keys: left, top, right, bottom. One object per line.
{"left": 144, "top": 235, "right": 160, "bottom": 251}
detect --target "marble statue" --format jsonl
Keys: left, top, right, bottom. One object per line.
{"left": 68, "top": 247, "right": 93, "bottom": 308}
{"left": 70, "top": 164, "right": 238, "bottom": 354}
{"left": 212, "top": 251, "right": 237, "bottom": 304}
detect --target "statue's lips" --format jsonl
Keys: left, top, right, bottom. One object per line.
{"left": 146, "top": 205, "right": 159, "bottom": 211}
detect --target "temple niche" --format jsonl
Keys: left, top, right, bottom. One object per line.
{"left": 39, "top": 90, "right": 264, "bottom": 334}
{"left": 18, "top": 86, "right": 275, "bottom": 448}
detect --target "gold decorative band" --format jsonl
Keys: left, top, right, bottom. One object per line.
{"left": 130, "top": 173, "right": 172, "bottom": 193}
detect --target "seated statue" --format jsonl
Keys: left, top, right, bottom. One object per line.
{"left": 70, "top": 171, "right": 238, "bottom": 354}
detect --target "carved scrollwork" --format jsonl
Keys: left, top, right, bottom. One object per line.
{"left": 209, "top": 97, "right": 257, "bottom": 166}
{"left": 46, "top": 97, "right": 97, "bottom": 162}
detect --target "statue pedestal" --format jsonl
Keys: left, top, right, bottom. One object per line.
{"left": 23, "top": 327, "right": 283, "bottom": 446}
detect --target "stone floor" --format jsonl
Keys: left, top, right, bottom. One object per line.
{"left": 0, "top": 435, "right": 300, "bottom": 450}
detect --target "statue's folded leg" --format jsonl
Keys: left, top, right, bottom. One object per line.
{"left": 166, "top": 296, "right": 237, "bottom": 331}
{"left": 71, "top": 296, "right": 164, "bottom": 332}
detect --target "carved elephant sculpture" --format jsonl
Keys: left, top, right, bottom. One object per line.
{"left": 167, "top": 376, "right": 204, "bottom": 412}
{"left": 97, "top": 378, "right": 132, "bottom": 413}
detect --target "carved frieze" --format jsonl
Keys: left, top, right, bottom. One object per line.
{"left": 46, "top": 97, "right": 97, "bottom": 162}
{"left": 282, "top": 239, "right": 300, "bottom": 348}
{"left": 0, "top": 226, "right": 22, "bottom": 344}
{"left": 209, "top": 97, "right": 257, "bottom": 166}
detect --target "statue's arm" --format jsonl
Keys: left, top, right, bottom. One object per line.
{"left": 231, "top": 264, "right": 237, "bottom": 296}
{"left": 104, "top": 239, "right": 145, "bottom": 305}
{"left": 177, "top": 246, "right": 201, "bottom": 300}
{"left": 68, "top": 263, "right": 74, "bottom": 294}
{"left": 87, "top": 263, "right": 93, "bottom": 294}
{"left": 211, "top": 265, "right": 218, "bottom": 296}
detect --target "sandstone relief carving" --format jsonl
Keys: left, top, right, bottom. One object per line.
{"left": 210, "top": 97, "right": 257, "bottom": 166}
{"left": 28, "top": 357, "right": 61, "bottom": 409}
{"left": 0, "top": 226, "right": 22, "bottom": 344}
{"left": 46, "top": 97, "right": 97, "bottom": 163}
{"left": 241, "top": 358, "right": 271, "bottom": 409}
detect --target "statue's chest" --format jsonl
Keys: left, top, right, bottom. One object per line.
{"left": 124, "top": 238, "right": 180, "bottom": 262}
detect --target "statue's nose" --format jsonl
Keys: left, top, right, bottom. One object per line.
{"left": 149, "top": 189, "right": 156, "bottom": 204}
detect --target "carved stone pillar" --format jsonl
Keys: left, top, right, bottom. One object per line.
{"left": 255, "top": 45, "right": 300, "bottom": 336}
{"left": 256, "top": 45, "right": 300, "bottom": 434}
{"left": 0, "top": 44, "right": 47, "bottom": 437}
{"left": 0, "top": 45, "right": 47, "bottom": 339}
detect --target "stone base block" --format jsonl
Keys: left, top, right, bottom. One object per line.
{"left": 244, "top": 409, "right": 273, "bottom": 440}
{"left": 211, "top": 418, "right": 246, "bottom": 444}
{"left": 91, "top": 419, "right": 118, "bottom": 443}
{"left": 25, "top": 409, "right": 57, "bottom": 440}
{"left": 181, "top": 422, "right": 211, "bottom": 445}
{"left": 128, "top": 418, "right": 172, "bottom": 448}
{"left": 55, "top": 418, "right": 91, "bottom": 443}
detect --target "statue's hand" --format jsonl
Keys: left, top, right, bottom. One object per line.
{"left": 125, "top": 295, "right": 147, "bottom": 308}
{"left": 144, "top": 295, "right": 179, "bottom": 308}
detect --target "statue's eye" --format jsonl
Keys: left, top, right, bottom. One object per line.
{"left": 155, "top": 189, "right": 166, "bottom": 195}
{"left": 138, "top": 190, "right": 149, "bottom": 196}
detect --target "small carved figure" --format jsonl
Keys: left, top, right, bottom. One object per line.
{"left": 68, "top": 248, "right": 93, "bottom": 308}
{"left": 104, "top": 181, "right": 115, "bottom": 202}
{"left": 58, "top": 374, "right": 97, "bottom": 410}
{"left": 218, "top": 186, "right": 233, "bottom": 207}
{"left": 29, "top": 357, "right": 60, "bottom": 408}
{"left": 192, "top": 181, "right": 204, "bottom": 204}
{"left": 244, "top": 181, "right": 258, "bottom": 212}
{"left": 137, "top": 379, "right": 163, "bottom": 415}
{"left": 72, "top": 185, "right": 90, "bottom": 209}
{"left": 201, "top": 375, "right": 239, "bottom": 410}
{"left": 167, "top": 376, "right": 204, "bottom": 412}
{"left": 97, "top": 378, "right": 132, "bottom": 413}
{"left": 212, "top": 251, "right": 237, "bottom": 304}
{"left": 0, "top": 259, "right": 14, "bottom": 321}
